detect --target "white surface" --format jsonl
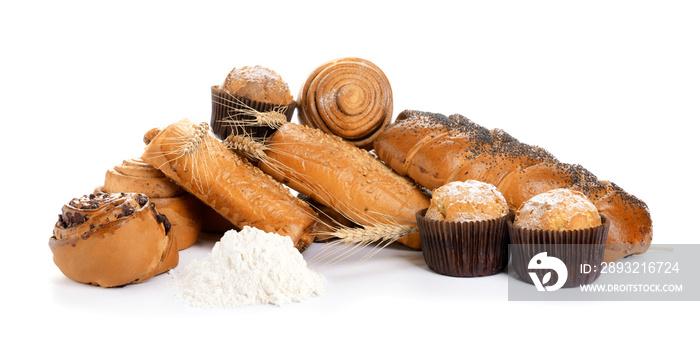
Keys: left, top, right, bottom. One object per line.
{"left": 2, "top": 1, "right": 698, "bottom": 357}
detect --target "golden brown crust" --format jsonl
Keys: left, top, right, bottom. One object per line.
{"left": 448, "top": 142, "right": 555, "bottom": 187}
{"left": 593, "top": 191, "right": 653, "bottom": 262}
{"left": 375, "top": 111, "right": 494, "bottom": 190}
{"left": 220, "top": 65, "right": 293, "bottom": 105}
{"left": 567, "top": 180, "right": 623, "bottom": 203}
{"left": 407, "top": 130, "right": 491, "bottom": 191}
{"left": 103, "top": 158, "right": 185, "bottom": 198}
{"left": 99, "top": 157, "right": 201, "bottom": 250}
{"left": 259, "top": 123, "right": 430, "bottom": 249}
{"left": 150, "top": 195, "right": 202, "bottom": 250}
{"left": 497, "top": 162, "right": 597, "bottom": 211}
{"left": 141, "top": 119, "right": 317, "bottom": 251}
{"left": 49, "top": 193, "right": 178, "bottom": 288}
{"left": 297, "top": 57, "right": 393, "bottom": 149}
{"left": 566, "top": 180, "right": 651, "bottom": 262}
{"left": 374, "top": 110, "right": 450, "bottom": 176}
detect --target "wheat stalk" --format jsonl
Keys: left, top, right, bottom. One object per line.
{"left": 220, "top": 125, "right": 421, "bottom": 264}
{"left": 182, "top": 122, "right": 210, "bottom": 155}
{"left": 213, "top": 92, "right": 289, "bottom": 128}
{"left": 147, "top": 120, "right": 217, "bottom": 195}
{"left": 223, "top": 134, "right": 268, "bottom": 161}
{"left": 311, "top": 223, "right": 418, "bottom": 265}
{"left": 254, "top": 111, "right": 288, "bottom": 128}
{"left": 332, "top": 224, "right": 417, "bottom": 244}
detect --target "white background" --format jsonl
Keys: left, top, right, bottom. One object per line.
{"left": 2, "top": 0, "right": 698, "bottom": 357}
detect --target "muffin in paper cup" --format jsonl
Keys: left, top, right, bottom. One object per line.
{"left": 508, "top": 215, "right": 609, "bottom": 289}
{"left": 415, "top": 208, "right": 511, "bottom": 277}
{"left": 210, "top": 85, "right": 296, "bottom": 141}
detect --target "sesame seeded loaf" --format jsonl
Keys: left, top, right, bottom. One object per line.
{"left": 258, "top": 122, "right": 430, "bottom": 249}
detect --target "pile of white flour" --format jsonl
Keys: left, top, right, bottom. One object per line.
{"left": 171, "top": 226, "right": 325, "bottom": 309}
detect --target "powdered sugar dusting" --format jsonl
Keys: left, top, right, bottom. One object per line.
{"left": 515, "top": 188, "right": 601, "bottom": 230}
{"left": 171, "top": 226, "right": 325, "bottom": 309}
{"left": 427, "top": 180, "right": 509, "bottom": 222}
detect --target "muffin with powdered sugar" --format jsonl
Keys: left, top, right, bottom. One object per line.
{"left": 508, "top": 188, "right": 610, "bottom": 288}
{"left": 416, "top": 180, "right": 511, "bottom": 277}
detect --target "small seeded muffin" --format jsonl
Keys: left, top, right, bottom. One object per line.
{"left": 219, "top": 65, "right": 294, "bottom": 105}
{"left": 508, "top": 188, "right": 609, "bottom": 288}
{"left": 416, "top": 180, "right": 511, "bottom": 277}
{"left": 211, "top": 65, "right": 296, "bottom": 140}
{"left": 425, "top": 180, "right": 509, "bottom": 222}
{"left": 514, "top": 188, "right": 601, "bottom": 230}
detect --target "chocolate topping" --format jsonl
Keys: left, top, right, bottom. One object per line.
{"left": 135, "top": 194, "right": 149, "bottom": 207}
{"left": 117, "top": 203, "right": 135, "bottom": 219}
{"left": 151, "top": 202, "right": 172, "bottom": 235}
{"left": 58, "top": 212, "right": 88, "bottom": 228}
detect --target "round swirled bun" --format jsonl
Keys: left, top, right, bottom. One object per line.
{"left": 219, "top": 65, "right": 293, "bottom": 105}
{"left": 514, "top": 188, "right": 601, "bottom": 230}
{"left": 425, "top": 180, "right": 509, "bottom": 222}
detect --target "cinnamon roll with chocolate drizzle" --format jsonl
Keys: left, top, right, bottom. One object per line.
{"left": 49, "top": 192, "right": 178, "bottom": 288}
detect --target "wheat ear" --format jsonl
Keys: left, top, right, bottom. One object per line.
{"left": 311, "top": 224, "right": 418, "bottom": 265}
{"left": 213, "top": 92, "right": 289, "bottom": 128}
{"left": 223, "top": 134, "right": 268, "bottom": 161}
{"left": 254, "top": 110, "right": 288, "bottom": 128}
{"left": 182, "top": 122, "right": 210, "bottom": 155}
{"left": 332, "top": 224, "right": 417, "bottom": 244}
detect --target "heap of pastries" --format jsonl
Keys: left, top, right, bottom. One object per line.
{"left": 374, "top": 109, "right": 652, "bottom": 262}
{"left": 49, "top": 58, "right": 653, "bottom": 289}
{"left": 98, "top": 157, "right": 202, "bottom": 250}
{"left": 256, "top": 122, "right": 429, "bottom": 249}
{"left": 142, "top": 120, "right": 318, "bottom": 252}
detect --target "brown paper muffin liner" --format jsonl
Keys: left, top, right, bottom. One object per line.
{"left": 508, "top": 215, "right": 609, "bottom": 288}
{"left": 210, "top": 85, "right": 296, "bottom": 141}
{"left": 415, "top": 209, "right": 511, "bottom": 277}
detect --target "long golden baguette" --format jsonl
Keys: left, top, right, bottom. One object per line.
{"left": 374, "top": 110, "right": 652, "bottom": 262}
{"left": 248, "top": 122, "right": 430, "bottom": 250}
{"left": 141, "top": 119, "right": 317, "bottom": 251}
